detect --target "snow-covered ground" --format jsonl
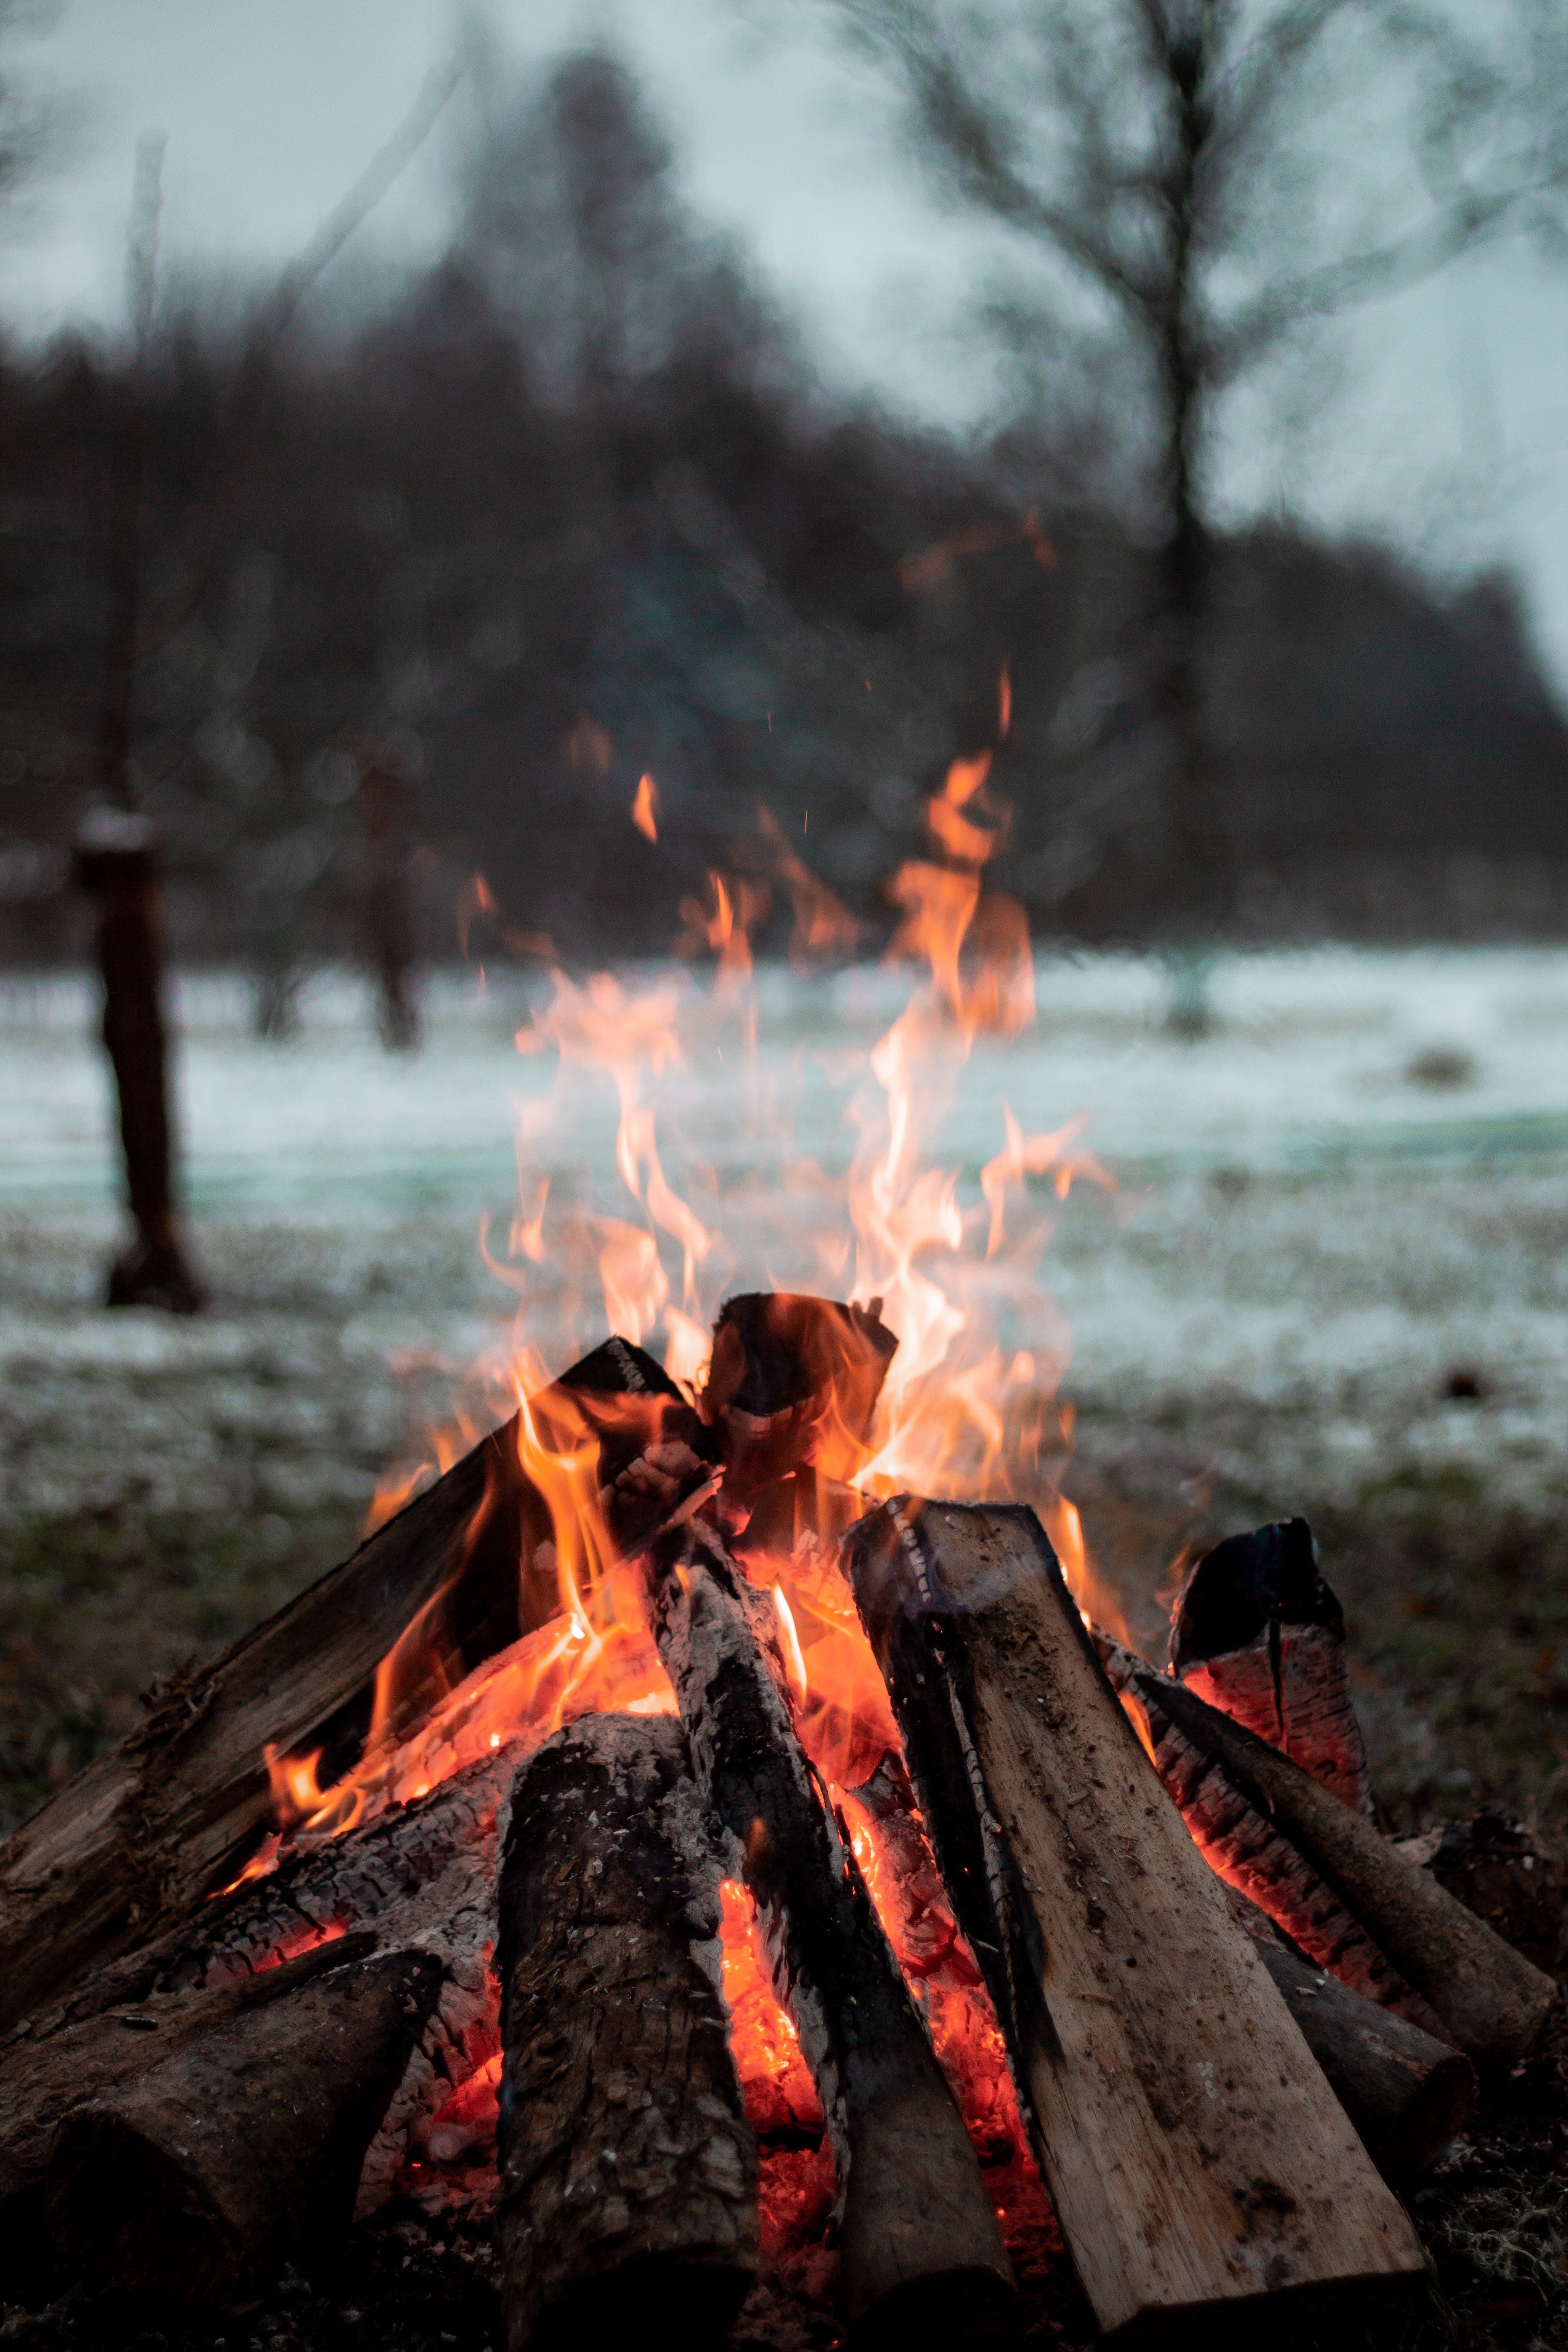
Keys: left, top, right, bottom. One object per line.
{"left": 3, "top": 947, "right": 1568, "bottom": 1827}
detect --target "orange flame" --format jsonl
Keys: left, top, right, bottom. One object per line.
{"left": 631, "top": 772, "right": 660, "bottom": 842}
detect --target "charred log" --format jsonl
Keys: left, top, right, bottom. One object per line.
{"left": 495, "top": 1714, "right": 757, "bottom": 2352}
{"left": 46, "top": 1945, "right": 442, "bottom": 2309}
{"left": 844, "top": 1496, "right": 1428, "bottom": 2346}
{"left": 1170, "top": 1518, "right": 1373, "bottom": 1816}
{"left": 1220, "top": 1887, "right": 1475, "bottom": 2173}
{"left": 1104, "top": 1642, "right": 1558, "bottom": 2069}
{"left": 0, "top": 1336, "right": 711, "bottom": 2034}
{"left": 702, "top": 1293, "right": 896, "bottom": 1500}
{"left": 645, "top": 1525, "right": 1014, "bottom": 2336}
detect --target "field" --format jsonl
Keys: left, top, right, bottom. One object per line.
{"left": 3, "top": 946, "right": 1568, "bottom": 1845}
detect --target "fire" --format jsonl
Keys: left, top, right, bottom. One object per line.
{"left": 242, "top": 790, "right": 1126, "bottom": 2214}
{"left": 631, "top": 772, "right": 660, "bottom": 842}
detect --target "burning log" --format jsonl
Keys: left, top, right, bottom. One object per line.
{"left": 645, "top": 1524, "right": 1015, "bottom": 2336}
{"left": 1221, "top": 1888, "right": 1475, "bottom": 2173}
{"left": 1102, "top": 1642, "right": 1559, "bottom": 2070}
{"left": 1170, "top": 1518, "right": 1373, "bottom": 1816}
{"left": 495, "top": 1714, "right": 757, "bottom": 2351}
{"left": 46, "top": 1943, "right": 444, "bottom": 2309}
{"left": 703, "top": 1291, "right": 896, "bottom": 1501}
{"left": 0, "top": 1337, "right": 711, "bottom": 2033}
{"left": 844, "top": 1496, "right": 1428, "bottom": 2345}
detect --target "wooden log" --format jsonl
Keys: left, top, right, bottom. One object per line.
{"left": 646, "top": 1524, "right": 1014, "bottom": 2337}
{"left": 495, "top": 1713, "right": 757, "bottom": 2352}
{"left": 1098, "top": 1636, "right": 1443, "bottom": 2027}
{"left": 844, "top": 1496, "right": 1429, "bottom": 2346}
{"left": 47, "top": 1944, "right": 443, "bottom": 2309}
{"left": 702, "top": 1291, "right": 897, "bottom": 1499}
{"left": 1170, "top": 1518, "right": 1373, "bottom": 1816}
{"left": 1104, "top": 1642, "right": 1559, "bottom": 2069}
{"left": 0, "top": 1337, "right": 712, "bottom": 2034}
{"left": 0, "top": 1931, "right": 376, "bottom": 2292}
{"left": 1219, "top": 1887, "right": 1475, "bottom": 2173}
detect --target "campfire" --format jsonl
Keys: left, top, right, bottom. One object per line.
{"left": 0, "top": 771, "right": 1558, "bottom": 2346}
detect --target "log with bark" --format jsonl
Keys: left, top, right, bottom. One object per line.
{"left": 47, "top": 1944, "right": 444, "bottom": 2310}
{"left": 1101, "top": 1639, "right": 1559, "bottom": 2069}
{"left": 0, "top": 1337, "right": 712, "bottom": 2034}
{"left": 644, "top": 1522, "right": 1015, "bottom": 2339}
{"left": 1219, "top": 1887, "right": 1475, "bottom": 2172}
{"left": 495, "top": 1713, "right": 757, "bottom": 2352}
{"left": 844, "top": 1495, "right": 1429, "bottom": 2346}
{"left": 1170, "top": 1517, "right": 1373, "bottom": 1816}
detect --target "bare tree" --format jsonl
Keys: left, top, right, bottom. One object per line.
{"left": 815, "top": 0, "right": 1542, "bottom": 939}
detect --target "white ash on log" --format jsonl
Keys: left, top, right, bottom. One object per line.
{"left": 495, "top": 1714, "right": 757, "bottom": 2352}
{"left": 1170, "top": 1518, "right": 1373, "bottom": 1816}
{"left": 844, "top": 1495, "right": 1429, "bottom": 2347}
{"left": 0, "top": 1745, "right": 524, "bottom": 2259}
{"left": 645, "top": 1523, "right": 1016, "bottom": 2339}
{"left": 46, "top": 1943, "right": 444, "bottom": 2310}
{"left": 1102, "top": 1640, "right": 1559, "bottom": 2070}
{"left": 0, "top": 1337, "right": 712, "bottom": 2034}
{"left": 1219, "top": 1886, "right": 1476, "bottom": 2172}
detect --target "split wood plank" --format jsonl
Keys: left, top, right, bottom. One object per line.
{"left": 844, "top": 1496, "right": 1429, "bottom": 2348}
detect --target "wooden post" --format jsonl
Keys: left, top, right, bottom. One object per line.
{"left": 75, "top": 814, "right": 202, "bottom": 1313}
{"left": 495, "top": 1715, "right": 757, "bottom": 2351}
{"left": 844, "top": 1497, "right": 1429, "bottom": 2346}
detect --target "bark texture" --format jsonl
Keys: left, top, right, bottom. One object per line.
{"left": 47, "top": 1946, "right": 442, "bottom": 2309}
{"left": 647, "top": 1526, "right": 1014, "bottom": 2333}
{"left": 845, "top": 1497, "right": 1428, "bottom": 2347}
{"left": 495, "top": 1713, "right": 757, "bottom": 2352}
{"left": 1105, "top": 1641, "right": 1558, "bottom": 2069}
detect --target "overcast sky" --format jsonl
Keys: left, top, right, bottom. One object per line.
{"left": 5, "top": 0, "right": 1567, "bottom": 694}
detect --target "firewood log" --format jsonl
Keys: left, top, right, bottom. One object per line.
{"left": 0, "top": 1930, "right": 377, "bottom": 2291}
{"left": 1103, "top": 1641, "right": 1559, "bottom": 2069}
{"left": 1220, "top": 1887, "right": 1475, "bottom": 2172}
{"left": 645, "top": 1524, "right": 1015, "bottom": 2336}
{"left": 495, "top": 1714, "right": 757, "bottom": 2352}
{"left": 1170, "top": 1518, "right": 1373, "bottom": 1816}
{"left": 46, "top": 1944, "right": 443, "bottom": 2309}
{"left": 844, "top": 1496, "right": 1429, "bottom": 2346}
{"left": 702, "top": 1291, "right": 896, "bottom": 1499}
{"left": 0, "top": 1338, "right": 710, "bottom": 2034}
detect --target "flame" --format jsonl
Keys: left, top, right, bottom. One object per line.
{"left": 234, "top": 802, "right": 1132, "bottom": 2189}
{"left": 631, "top": 772, "right": 660, "bottom": 842}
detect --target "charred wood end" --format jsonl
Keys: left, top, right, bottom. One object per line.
{"left": 1171, "top": 1519, "right": 1373, "bottom": 1818}
{"left": 647, "top": 1530, "right": 1014, "bottom": 2328}
{"left": 495, "top": 1712, "right": 757, "bottom": 2352}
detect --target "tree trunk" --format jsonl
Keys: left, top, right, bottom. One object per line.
{"left": 360, "top": 760, "right": 420, "bottom": 1050}
{"left": 46, "top": 1945, "right": 443, "bottom": 2309}
{"left": 75, "top": 819, "right": 202, "bottom": 1313}
{"left": 646, "top": 1526, "right": 1015, "bottom": 2336}
{"left": 495, "top": 1714, "right": 757, "bottom": 2352}
{"left": 844, "top": 1496, "right": 1429, "bottom": 2347}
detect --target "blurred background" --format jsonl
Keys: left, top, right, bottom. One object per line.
{"left": 2, "top": 1, "right": 1568, "bottom": 1847}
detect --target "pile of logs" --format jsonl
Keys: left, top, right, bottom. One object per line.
{"left": 0, "top": 1296, "right": 1557, "bottom": 2349}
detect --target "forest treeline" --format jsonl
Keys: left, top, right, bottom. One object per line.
{"left": 2, "top": 42, "right": 1567, "bottom": 1009}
